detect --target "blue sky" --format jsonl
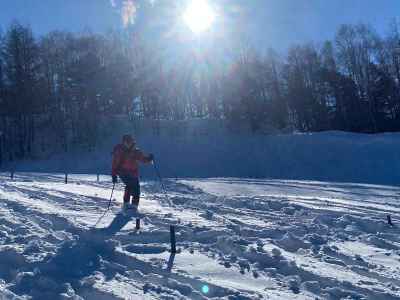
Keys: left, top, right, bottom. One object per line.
{"left": 1, "top": 0, "right": 399, "bottom": 50}
{"left": 251, "top": 0, "right": 400, "bottom": 49}
{"left": 0, "top": 0, "right": 118, "bottom": 34}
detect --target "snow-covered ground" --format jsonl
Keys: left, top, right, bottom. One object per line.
{"left": 0, "top": 173, "right": 399, "bottom": 299}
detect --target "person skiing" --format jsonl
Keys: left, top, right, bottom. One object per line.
{"left": 112, "top": 134, "right": 154, "bottom": 210}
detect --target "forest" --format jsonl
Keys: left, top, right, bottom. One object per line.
{"left": 1, "top": 16, "right": 400, "bottom": 163}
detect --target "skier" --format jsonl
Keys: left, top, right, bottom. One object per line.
{"left": 112, "top": 134, "right": 154, "bottom": 211}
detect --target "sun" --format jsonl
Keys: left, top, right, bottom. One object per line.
{"left": 183, "top": 0, "right": 216, "bottom": 33}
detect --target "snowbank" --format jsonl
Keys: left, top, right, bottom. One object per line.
{"left": 6, "top": 122, "right": 400, "bottom": 185}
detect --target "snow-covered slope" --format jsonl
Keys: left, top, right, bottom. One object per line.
{"left": 8, "top": 131, "right": 400, "bottom": 185}
{"left": 0, "top": 173, "right": 399, "bottom": 299}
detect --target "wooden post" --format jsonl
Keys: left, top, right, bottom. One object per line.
{"left": 10, "top": 171, "right": 14, "bottom": 180}
{"left": 167, "top": 253, "right": 176, "bottom": 272}
{"left": 97, "top": 174, "right": 100, "bottom": 182}
{"left": 65, "top": 173, "right": 68, "bottom": 184}
{"left": 136, "top": 218, "right": 140, "bottom": 230}
{"left": 170, "top": 225, "right": 176, "bottom": 254}
{"left": 387, "top": 215, "right": 394, "bottom": 226}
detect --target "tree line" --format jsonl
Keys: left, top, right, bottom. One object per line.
{"left": 1, "top": 20, "right": 400, "bottom": 164}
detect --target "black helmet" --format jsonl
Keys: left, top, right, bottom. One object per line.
{"left": 122, "top": 134, "right": 135, "bottom": 143}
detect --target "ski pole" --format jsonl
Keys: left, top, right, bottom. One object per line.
{"left": 94, "top": 183, "right": 115, "bottom": 227}
{"left": 153, "top": 159, "right": 172, "bottom": 206}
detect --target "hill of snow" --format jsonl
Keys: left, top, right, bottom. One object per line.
{"left": 8, "top": 128, "right": 400, "bottom": 185}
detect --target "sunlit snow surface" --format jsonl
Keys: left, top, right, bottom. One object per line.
{"left": 0, "top": 173, "right": 399, "bottom": 299}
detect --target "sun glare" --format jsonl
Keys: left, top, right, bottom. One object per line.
{"left": 183, "top": 0, "right": 216, "bottom": 33}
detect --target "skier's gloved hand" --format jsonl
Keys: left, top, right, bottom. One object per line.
{"left": 148, "top": 153, "right": 154, "bottom": 162}
{"left": 112, "top": 175, "right": 118, "bottom": 184}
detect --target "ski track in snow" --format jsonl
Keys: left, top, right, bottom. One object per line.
{"left": 0, "top": 173, "right": 399, "bottom": 299}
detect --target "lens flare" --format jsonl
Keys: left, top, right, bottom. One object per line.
{"left": 201, "top": 285, "right": 210, "bottom": 294}
{"left": 183, "top": 0, "right": 216, "bottom": 33}
{"left": 122, "top": 0, "right": 137, "bottom": 27}
{"left": 110, "top": 0, "right": 137, "bottom": 27}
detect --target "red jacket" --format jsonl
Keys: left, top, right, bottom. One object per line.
{"left": 112, "top": 144, "right": 151, "bottom": 177}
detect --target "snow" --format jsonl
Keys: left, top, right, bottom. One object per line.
{"left": 7, "top": 130, "right": 400, "bottom": 185}
{"left": 0, "top": 173, "right": 399, "bottom": 299}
